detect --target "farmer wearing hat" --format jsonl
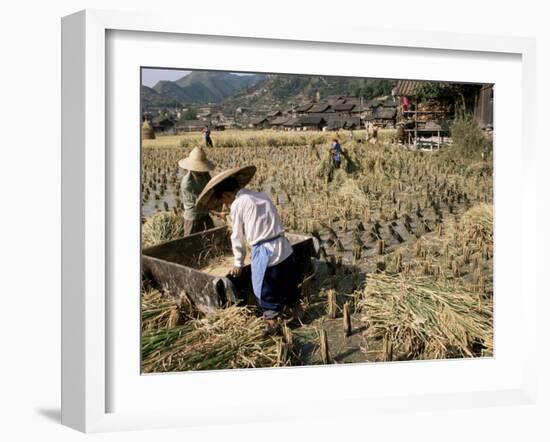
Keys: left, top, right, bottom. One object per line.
{"left": 178, "top": 147, "right": 216, "bottom": 236}
{"left": 196, "top": 165, "right": 303, "bottom": 335}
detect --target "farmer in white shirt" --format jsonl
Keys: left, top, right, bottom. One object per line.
{"left": 196, "top": 165, "right": 303, "bottom": 334}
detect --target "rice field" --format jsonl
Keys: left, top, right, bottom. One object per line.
{"left": 141, "top": 125, "right": 493, "bottom": 372}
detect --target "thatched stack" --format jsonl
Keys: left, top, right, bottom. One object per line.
{"left": 141, "top": 211, "right": 185, "bottom": 248}
{"left": 141, "top": 306, "right": 282, "bottom": 372}
{"left": 142, "top": 119, "right": 155, "bottom": 140}
{"left": 359, "top": 273, "right": 493, "bottom": 360}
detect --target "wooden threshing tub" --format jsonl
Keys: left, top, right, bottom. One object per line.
{"left": 142, "top": 226, "right": 317, "bottom": 314}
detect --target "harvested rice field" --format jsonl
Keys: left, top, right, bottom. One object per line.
{"left": 141, "top": 125, "right": 494, "bottom": 372}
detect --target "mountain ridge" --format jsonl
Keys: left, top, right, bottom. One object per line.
{"left": 142, "top": 71, "right": 267, "bottom": 108}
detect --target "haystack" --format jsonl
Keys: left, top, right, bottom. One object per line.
{"left": 141, "top": 306, "right": 282, "bottom": 372}
{"left": 142, "top": 119, "right": 155, "bottom": 140}
{"left": 141, "top": 211, "right": 185, "bottom": 248}
{"left": 337, "top": 178, "right": 369, "bottom": 206}
{"left": 460, "top": 203, "right": 493, "bottom": 245}
{"left": 359, "top": 273, "right": 493, "bottom": 360}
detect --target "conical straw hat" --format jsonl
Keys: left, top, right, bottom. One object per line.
{"left": 178, "top": 147, "right": 216, "bottom": 172}
{"left": 195, "top": 165, "right": 256, "bottom": 211}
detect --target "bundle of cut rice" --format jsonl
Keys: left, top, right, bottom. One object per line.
{"left": 460, "top": 203, "right": 493, "bottom": 245}
{"left": 338, "top": 178, "right": 369, "bottom": 207}
{"left": 141, "top": 289, "right": 180, "bottom": 332}
{"left": 142, "top": 120, "right": 155, "bottom": 140}
{"left": 358, "top": 273, "right": 493, "bottom": 360}
{"left": 141, "top": 211, "right": 185, "bottom": 248}
{"left": 141, "top": 306, "right": 283, "bottom": 372}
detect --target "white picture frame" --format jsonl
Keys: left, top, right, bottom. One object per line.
{"left": 61, "top": 9, "right": 537, "bottom": 433}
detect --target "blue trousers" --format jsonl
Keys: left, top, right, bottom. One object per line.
{"left": 258, "top": 254, "right": 300, "bottom": 319}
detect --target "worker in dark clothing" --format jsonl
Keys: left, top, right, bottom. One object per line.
{"left": 331, "top": 136, "right": 342, "bottom": 169}
{"left": 202, "top": 126, "right": 214, "bottom": 148}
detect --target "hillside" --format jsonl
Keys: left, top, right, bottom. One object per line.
{"left": 142, "top": 71, "right": 266, "bottom": 109}
{"left": 175, "top": 71, "right": 265, "bottom": 101}
{"left": 218, "top": 74, "right": 396, "bottom": 113}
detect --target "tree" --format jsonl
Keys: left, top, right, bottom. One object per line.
{"left": 353, "top": 79, "right": 396, "bottom": 99}
{"left": 416, "top": 82, "right": 480, "bottom": 115}
{"left": 182, "top": 107, "right": 197, "bottom": 120}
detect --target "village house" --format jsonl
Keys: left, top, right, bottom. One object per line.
{"left": 297, "top": 115, "right": 326, "bottom": 131}
{"left": 267, "top": 110, "right": 282, "bottom": 119}
{"left": 306, "top": 103, "right": 331, "bottom": 114}
{"left": 365, "top": 106, "right": 398, "bottom": 128}
{"left": 324, "top": 95, "right": 346, "bottom": 105}
{"left": 242, "top": 94, "right": 399, "bottom": 132}
{"left": 270, "top": 116, "right": 290, "bottom": 130}
{"left": 472, "top": 84, "right": 493, "bottom": 129}
{"left": 331, "top": 102, "right": 356, "bottom": 114}
{"left": 175, "top": 119, "right": 209, "bottom": 133}
{"left": 325, "top": 114, "right": 361, "bottom": 131}
{"left": 293, "top": 103, "right": 314, "bottom": 116}
{"left": 392, "top": 80, "right": 454, "bottom": 145}
{"left": 391, "top": 79, "right": 493, "bottom": 126}
{"left": 250, "top": 116, "right": 271, "bottom": 129}
{"left": 282, "top": 117, "right": 301, "bottom": 130}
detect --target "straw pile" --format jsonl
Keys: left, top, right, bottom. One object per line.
{"left": 338, "top": 178, "right": 369, "bottom": 207}
{"left": 142, "top": 211, "right": 185, "bottom": 248}
{"left": 141, "top": 289, "right": 180, "bottom": 332}
{"left": 142, "top": 120, "right": 155, "bottom": 140}
{"left": 142, "top": 306, "right": 282, "bottom": 372}
{"left": 359, "top": 273, "right": 493, "bottom": 360}
{"left": 460, "top": 203, "right": 493, "bottom": 245}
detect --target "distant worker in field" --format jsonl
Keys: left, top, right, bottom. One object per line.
{"left": 331, "top": 136, "right": 342, "bottom": 169}
{"left": 196, "top": 165, "right": 303, "bottom": 335}
{"left": 364, "top": 122, "right": 370, "bottom": 143}
{"left": 372, "top": 123, "right": 379, "bottom": 141}
{"left": 395, "top": 122, "right": 406, "bottom": 144}
{"left": 178, "top": 147, "right": 216, "bottom": 236}
{"left": 202, "top": 125, "right": 214, "bottom": 148}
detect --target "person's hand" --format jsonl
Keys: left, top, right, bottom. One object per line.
{"left": 212, "top": 211, "right": 229, "bottom": 222}
{"left": 230, "top": 266, "right": 242, "bottom": 277}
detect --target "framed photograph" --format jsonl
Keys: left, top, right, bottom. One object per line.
{"left": 61, "top": 9, "right": 537, "bottom": 433}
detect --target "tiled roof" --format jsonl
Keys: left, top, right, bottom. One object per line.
{"left": 393, "top": 80, "right": 422, "bottom": 96}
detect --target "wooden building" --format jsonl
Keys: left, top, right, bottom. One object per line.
{"left": 294, "top": 103, "right": 314, "bottom": 115}
{"left": 307, "top": 103, "right": 331, "bottom": 113}
{"left": 282, "top": 117, "right": 301, "bottom": 130}
{"left": 250, "top": 116, "right": 270, "bottom": 129}
{"left": 270, "top": 116, "right": 289, "bottom": 130}
{"left": 473, "top": 84, "right": 494, "bottom": 129}
{"left": 365, "top": 106, "right": 397, "bottom": 127}
{"left": 175, "top": 120, "right": 208, "bottom": 133}
{"left": 298, "top": 115, "right": 326, "bottom": 130}
{"left": 267, "top": 110, "right": 282, "bottom": 119}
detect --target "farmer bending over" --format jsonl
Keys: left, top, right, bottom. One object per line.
{"left": 196, "top": 165, "right": 303, "bottom": 335}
